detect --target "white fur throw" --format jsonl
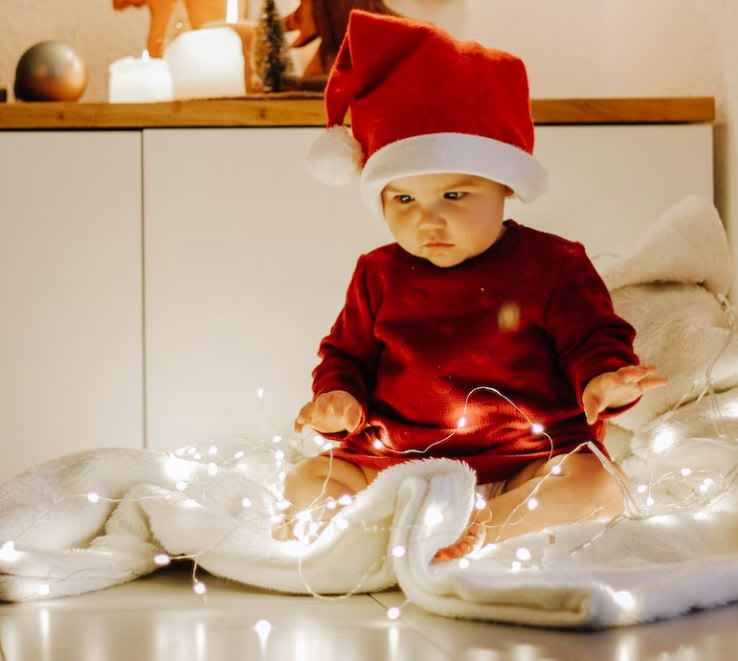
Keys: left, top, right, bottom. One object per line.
{"left": 2, "top": 195, "right": 738, "bottom": 629}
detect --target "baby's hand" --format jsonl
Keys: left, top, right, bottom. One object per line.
{"left": 294, "top": 390, "right": 363, "bottom": 435}
{"left": 582, "top": 364, "right": 668, "bottom": 424}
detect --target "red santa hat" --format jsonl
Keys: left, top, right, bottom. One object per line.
{"left": 306, "top": 10, "right": 549, "bottom": 222}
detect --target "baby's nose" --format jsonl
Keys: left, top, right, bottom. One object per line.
{"left": 417, "top": 213, "right": 446, "bottom": 229}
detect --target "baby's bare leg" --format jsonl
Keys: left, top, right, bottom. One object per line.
{"left": 273, "top": 455, "right": 379, "bottom": 541}
{"left": 435, "top": 451, "right": 628, "bottom": 560}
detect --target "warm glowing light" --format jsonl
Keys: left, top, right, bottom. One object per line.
{"left": 193, "top": 452, "right": 202, "bottom": 460}
{"left": 0, "top": 541, "right": 19, "bottom": 562}
{"left": 424, "top": 505, "right": 444, "bottom": 527}
{"left": 338, "top": 494, "right": 353, "bottom": 506}
{"left": 234, "top": 450, "right": 245, "bottom": 459}
{"left": 474, "top": 496, "right": 487, "bottom": 511}
{"left": 527, "top": 497, "right": 539, "bottom": 511}
{"left": 511, "top": 561, "right": 522, "bottom": 572}
{"left": 242, "top": 497, "right": 252, "bottom": 508}
{"left": 208, "top": 444, "right": 218, "bottom": 455}
{"left": 254, "top": 619, "right": 272, "bottom": 642}
{"left": 256, "top": 387, "right": 265, "bottom": 399}
{"left": 184, "top": 499, "right": 199, "bottom": 508}
{"left": 515, "top": 547, "right": 531, "bottom": 561}
{"left": 142, "top": 49, "right": 150, "bottom": 61}
{"left": 613, "top": 590, "right": 636, "bottom": 610}
{"left": 87, "top": 492, "right": 100, "bottom": 503}
{"left": 531, "top": 422, "right": 544, "bottom": 435}
{"left": 154, "top": 553, "right": 171, "bottom": 566}
{"left": 680, "top": 467, "right": 692, "bottom": 477}
{"left": 392, "top": 545, "right": 406, "bottom": 558}
{"left": 551, "top": 464, "right": 562, "bottom": 475}
{"left": 175, "top": 481, "right": 187, "bottom": 491}
{"left": 226, "top": 0, "right": 238, "bottom": 23}
{"left": 276, "top": 500, "right": 291, "bottom": 511}
{"left": 637, "top": 484, "right": 648, "bottom": 494}
{"left": 386, "top": 607, "right": 401, "bottom": 620}
{"left": 207, "top": 462, "right": 218, "bottom": 476}
{"left": 326, "top": 498, "right": 337, "bottom": 510}
{"left": 651, "top": 426, "right": 676, "bottom": 454}
{"left": 193, "top": 581, "right": 207, "bottom": 594}
{"left": 37, "top": 584, "right": 50, "bottom": 596}
{"left": 457, "top": 416, "right": 468, "bottom": 429}
{"left": 373, "top": 439, "right": 384, "bottom": 449}
{"left": 458, "top": 557, "right": 470, "bottom": 569}
{"left": 335, "top": 517, "right": 349, "bottom": 530}
{"left": 314, "top": 435, "right": 325, "bottom": 447}
{"left": 646, "top": 496, "right": 655, "bottom": 507}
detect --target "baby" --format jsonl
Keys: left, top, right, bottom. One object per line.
{"left": 277, "top": 11, "right": 666, "bottom": 557}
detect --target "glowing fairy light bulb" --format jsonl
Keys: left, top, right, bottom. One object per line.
{"left": 207, "top": 462, "right": 218, "bottom": 476}
{"left": 424, "top": 505, "right": 444, "bottom": 528}
{"left": 256, "top": 387, "right": 265, "bottom": 399}
{"left": 458, "top": 557, "right": 470, "bottom": 569}
{"left": 637, "top": 484, "right": 648, "bottom": 494}
{"left": 208, "top": 444, "right": 218, "bottom": 455}
{"left": 652, "top": 426, "right": 676, "bottom": 454}
{"left": 275, "top": 449, "right": 285, "bottom": 462}
{"left": 175, "top": 481, "right": 187, "bottom": 491}
{"left": 373, "top": 439, "right": 384, "bottom": 449}
{"left": 474, "top": 495, "right": 487, "bottom": 510}
{"left": 314, "top": 435, "right": 325, "bottom": 447}
{"left": 326, "top": 498, "right": 337, "bottom": 510}
{"left": 515, "top": 547, "right": 531, "bottom": 561}
{"left": 613, "top": 590, "right": 636, "bottom": 610}
{"left": 0, "top": 541, "right": 19, "bottom": 562}
{"left": 527, "top": 497, "right": 539, "bottom": 511}
{"left": 242, "top": 497, "right": 252, "bottom": 508}
{"left": 511, "top": 561, "right": 522, "bottom": 572}
{"left": 37, "top": 584, "right": 50, "bottom": 596}
{"left": 457, "top": 416, "right": 468, "bottom": 429}
{"left": 680, "top": 467, "right": 692, "bottom": 477}
{"left": 646, "top": 496, "right": 655, "bottom": 507}
{"left": 386, "top": 607, "right": 401, "bottom": 620}
{"left": 278, "top": 471, "right": 286, "bottom": 481}
{"left": 551, "top": 464, "right": 562, "bottom": 475}
{"left": 704, "top": 478, "right": 715, "bottom": 487}
{"left": 392, "top": 545, "right": 406, "bottom": 558}
{"left": 338, "top": 494, "right": 353, "bottom": 506}
{"left": 334, "top": 517, "right": 349, "bottom": 530}
{"left": 272, "top": 435, "right": 282, "bottom": 444}
{"left": 193, "top": 452, "right": 202, "bottom": 460}
{"left": 234, "top": 450, "right": 245, "bottom": 459}
{"left": 154, "top": 553, "right": 171, "bottom": 566}
{"left": 87, "top": 492, "right": 100, "bottom": 503}
{"left": 531, "top": 422, "right": 544, "bottom": 435}
{"left": 254, "top": 619, "right": 272, "bottom": 642}
{"left": 276, "top": 499, "right": 291, "bottom": 511}
{"left": 193, "top": 581, "right": 207, "bottom": 594}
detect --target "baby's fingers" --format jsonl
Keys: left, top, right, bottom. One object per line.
{"left": 638, "top": 375, "right": 669, "bottom": 391}
{"left": 294, "top": 401, "right": 316, "bottom": 433}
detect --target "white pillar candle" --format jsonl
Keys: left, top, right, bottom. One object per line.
{"left": 164, "top": 27, "right": 246, "bottom": 100}
{"left": 108, "top": 51, "right": 173, "bottom": 103}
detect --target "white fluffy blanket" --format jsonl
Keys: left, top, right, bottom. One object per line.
{"left": 2, "top": 196, "right": 738, "bottom": 629}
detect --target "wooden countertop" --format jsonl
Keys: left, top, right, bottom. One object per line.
{"left": 0, "top": 94, "right": 714, "bottom": 129}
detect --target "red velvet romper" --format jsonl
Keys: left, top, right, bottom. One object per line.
{"left": 313, "top": 219, "right": 639, "bottom": 483}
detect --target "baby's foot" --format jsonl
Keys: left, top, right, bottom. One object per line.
{"left": 432, "top": 509, "right": 487, "bottom": 562}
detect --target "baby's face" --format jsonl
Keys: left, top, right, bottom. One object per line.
{"left": 381, "top": 173, "right": 509, "bottom": 268}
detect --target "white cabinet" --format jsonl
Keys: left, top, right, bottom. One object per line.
{"left": 0, "top": 132, "right": 144, "bottom": 482}
{"left": 143, "top": 124, "right": 713, "bottom": 453}
{"left": 0, "top": 123, "right": 715, "bottom": 477}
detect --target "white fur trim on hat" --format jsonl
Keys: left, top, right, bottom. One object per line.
{"left": 306, "top": 125, "right": 364, "bottom": 186}
{"left": 359, "top": 132, "right": 549, "bottom": 222}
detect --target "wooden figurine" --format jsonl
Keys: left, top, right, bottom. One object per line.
{"left": 283, "top": 0, "right": 400, "bottom": 77}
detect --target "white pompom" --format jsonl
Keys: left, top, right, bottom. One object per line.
{"left": 306, "top": 125, "right": 363, "bottom": 185}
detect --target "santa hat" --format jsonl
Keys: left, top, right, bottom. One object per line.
{"left": 306, "top": 10, "right": 549, "bottom": 222}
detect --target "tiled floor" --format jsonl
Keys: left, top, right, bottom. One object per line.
{"left": 2, "top": 562, "right": 738, "bottom": 661}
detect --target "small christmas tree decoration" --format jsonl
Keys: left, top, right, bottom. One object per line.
{"left": 253, "top": 0, "right": 295, "bottom": 92}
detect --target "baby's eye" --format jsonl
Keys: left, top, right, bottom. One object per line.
{"left": 444, "top": 191, "right": 464, "bottom": 200}
{"left": 394, "top": 194, "right": 414, "bottom": 204}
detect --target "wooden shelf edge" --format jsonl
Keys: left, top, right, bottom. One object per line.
{"left": 0, "top": 96, "right": 715, "bottom": 129}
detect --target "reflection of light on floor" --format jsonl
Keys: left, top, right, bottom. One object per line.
{"left": 388, "top": 625, "right": 400, "bottom": 658}
{"left": 39, "top": 607, "right": 50, "bottom": 659}
{"left": 617, "top": 633, "right": 639, "bottom": 661}
{"left": 195, "top": 620, "right": 207, "bottom": 661}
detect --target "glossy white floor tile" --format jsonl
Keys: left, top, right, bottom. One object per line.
{"left": 2, "top": 563, "right": 738, "bottom": 661}
{"left": 0, "top": 564, "right": 449, "bottom": 661}
{"left": 374, "top": 590, "right": 738, "bottom": 661}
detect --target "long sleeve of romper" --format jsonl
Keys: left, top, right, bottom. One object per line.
{"left": 311, "top": 255, "right": 381, "bottom": 439}
{"left": 543, "top": 242, "right": 640, "bottom": 417}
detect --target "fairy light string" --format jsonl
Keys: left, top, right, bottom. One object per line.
{"left": 2, "top": 290, "right": 738, "bottom": 620}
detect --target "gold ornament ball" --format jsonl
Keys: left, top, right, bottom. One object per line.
{"left": 14, "top": 41, "right": 88, "bottom": 102}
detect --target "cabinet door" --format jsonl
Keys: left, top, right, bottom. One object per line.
{"left": 143, "top": 128, "right": 392, "bottom": 450}
{"left": 144, "top": 125, "right": 713, "bottom": 452}
{"left": 0, "top": 132, "right": 144, "bottom": 482}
